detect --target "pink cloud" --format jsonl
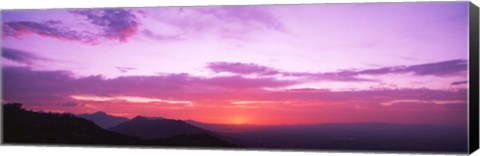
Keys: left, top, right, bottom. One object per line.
{"left": 70, "top": 8, "right": 140, "bottom": 42}
{"left": 2, "top": 66, "right": 296, "bottom": 105}
{"left": 3, "top": 8, "right": 141, "bottom": 45}
{"left": 2, "top": 21, "right": 98, "bottom": 44}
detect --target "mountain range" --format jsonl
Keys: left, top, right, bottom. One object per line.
{"left": 2, "top": 103, "right": 238, "bottom": 147}
{"left": 3, "top": 103, "right": 468, "bottom": 153}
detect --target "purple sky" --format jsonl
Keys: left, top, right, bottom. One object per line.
{"left": 1, "top": 2, "right": 470, "bottom": 125}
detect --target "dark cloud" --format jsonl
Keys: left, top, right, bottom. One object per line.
{"left": 2, "top": 67, "right": 75, "bottom": 104}
{"left": 116, "top": 66, "right": 136, "bottom": 73}
{"left": 207, "top": 62, "right": 371, "bottom": 82}
{"left": 451, "top": 80, "right": 468, "bottom": 85}
{"left": 406, "top": 59, "right": 467, "bottom": 76}
{"left": 207, "top": 59, "right": 467, "bottom": 82}
{"left": 141, "top": 29, "right": 183, "bottom": 41}
{"left": 70, "top": 8, "right": 140, "bottom": 42}
{"left": 208, "top": 62, "right": 279, "bottom": 75}
{"left": 2, "top": 47, "right": 51, "bottom": 64}
{"left": 2, "top": 21, "right": 98, "bottom": 44}
{"left": 357, "top": 59, "right": 467, "bottom": 76}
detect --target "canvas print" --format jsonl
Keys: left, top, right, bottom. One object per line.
{"left": 1, "top": 2, "right": 472, "bottom": 153}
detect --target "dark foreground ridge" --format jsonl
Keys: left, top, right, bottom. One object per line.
{"left": 2, "top": 103, "right": 238, "bottom": 148}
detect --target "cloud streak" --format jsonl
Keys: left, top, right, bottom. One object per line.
{"left": 208, "top": 62, "right": 279, "bottom": 75}
{"left": 141, "top": 29, "right": 183, "bottom": 41}
{"left": 451, "top": 80, "right": 468, "bottom": 85}
{"left": 70, "top": 95, "right": 192, "bottom": 105}
{"left": 208, "top": 59, "right": 467, "bottom": 82}
{"left": 116, "top": 66, "right": 136, "bottom": 73}
{"left": 356, "top": 59, "right": 467, "bottom": 76}
{"left": 2, "top": 47, "right": 51, "bottom": 64}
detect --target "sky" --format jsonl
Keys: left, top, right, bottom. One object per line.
{"left": 1, "top": 2, "right": 470, "bottom": 125}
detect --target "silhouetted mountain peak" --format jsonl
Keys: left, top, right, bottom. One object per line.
{"left": 77, "top": 111, "right": 129, "bottom": 129}
{"left": 93, "top": 111, "right": 108, "bottom": 116}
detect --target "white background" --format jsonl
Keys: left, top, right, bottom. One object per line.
{"left": 0, "top": 0, "right": 479, "bottom": 156}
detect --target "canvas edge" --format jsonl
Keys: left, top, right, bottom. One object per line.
{"left": 469, "top": 1, "right": 480, "bottom": 154}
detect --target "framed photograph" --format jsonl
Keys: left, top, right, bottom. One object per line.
{"left": 2, "top": 1, "right": 479, "bottom": 154}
